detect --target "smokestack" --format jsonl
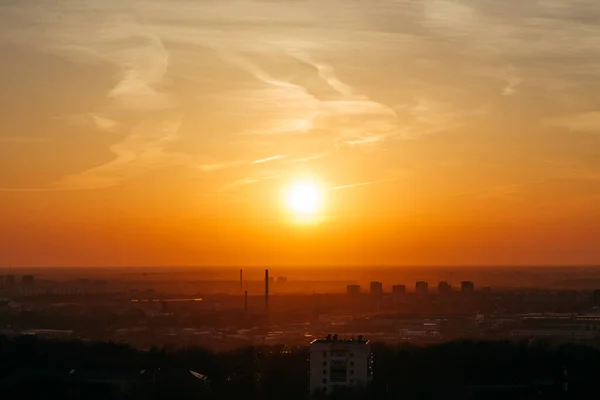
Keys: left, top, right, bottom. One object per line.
{"left": 265, "top": 269, "right": 269, "bottom": 312}
{"left": 244, "top": 290, "right": 248, "bottom": 313}
{"left": 239, "top": 269, "right": 243, "bottom": 290}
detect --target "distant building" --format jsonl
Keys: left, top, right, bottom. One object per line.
{"left": 309, "top": 335, "right": 372, "bottom": 395}
{"left": 5, "top": 275, "right": 15, "bottom": 285}
{"left": 482, "top": 286, "right": 492, "bottom": 294}
{"left": 347, "top": 285, "right": 361, "bottom": 295}
{"left": 461, "top": 281, "right": 475, "bottom": 293}
{"left": 22, "top": 275, "right": 35, "bottom": 285}
{"left": 415, "top": 281, "right": 428, "bottom": 294}
{"left": 277, "top": 277, "right": 288, "bottom": 292}
{"left": 392, "top": 285, "right": 406, "bottom": 294}
{"left": 593, "top": 289, "right": 600, "bottom": 307}
{"left": 437, "top": 281, "right": 452, "bottom": 294}
{"left": 369, "top": 282, "right": 383, "bottom": 295}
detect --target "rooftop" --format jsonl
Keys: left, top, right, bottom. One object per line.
{"left": 310, "top": 334, "right": 370, "bottom": 345}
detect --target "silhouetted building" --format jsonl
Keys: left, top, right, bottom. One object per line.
{"left": 5, "top": 275, "right": 15, "bottom": 285}
{"left": 461, "top": 281, "right": 475, "bottom": 293}
{"left": 438, "top": 281, "right": 452, "bottom": 294}
{"left": 265, "top": 269, "right": 269, "bottom": 312}
{"left": 392, "top": 284, "right": 406, "bottom": 294}
{"left": 482, "top": 286, "right": 492, "bottom": 294}
{"left": 309, "top": 335, "right": 372, "bottom": 395}
{"left": 593, "top": 290, "right": 600, "bottom": 307}
{"left": 416, "top": 281, "right": 428, "bottom": 294}
{"left": 22, "top": 275, "right": 35, "bottom": 285}
{"left": 370, "top": 282, "right": 383, "bottom": 295}
{"left": 347, "top": 285, "right": 361, "bottom": 295}
{"left": 94, "top": 280, "right": 108, "bottom": 292}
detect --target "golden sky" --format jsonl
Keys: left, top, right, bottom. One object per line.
{"left": 1, "top": 0, "right": 599, "bottom": 267}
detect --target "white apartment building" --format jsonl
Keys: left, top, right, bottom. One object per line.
{"left": 309, "top": 335, "right": 372, "bottom": 395}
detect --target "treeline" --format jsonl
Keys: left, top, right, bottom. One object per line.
{"left": 1, "top": 336, "right": 600, "bottom": 399}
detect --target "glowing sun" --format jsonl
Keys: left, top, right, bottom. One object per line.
{"left": 284, "top": 180, "right": 324, "bottom": 217}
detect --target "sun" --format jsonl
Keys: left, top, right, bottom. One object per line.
{"left": 284, "top": 180, "right": 324, "bottom": 217}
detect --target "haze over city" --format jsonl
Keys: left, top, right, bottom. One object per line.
{"left": 5, "top": 2, "right": 600, "bottom": 399}
{"left": 1, "top": 0, "right": 600, "bottom": 268}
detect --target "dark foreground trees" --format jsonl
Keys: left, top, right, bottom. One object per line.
{"left": 0, "top": 335, "right": 599, "bottom": 399}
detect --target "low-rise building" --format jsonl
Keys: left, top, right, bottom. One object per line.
{"left": 309, "top": 335, "right": 372, "bottom": 395}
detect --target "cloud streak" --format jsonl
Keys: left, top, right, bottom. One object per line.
{"left": 52, "top": 115, "right": 184, "bottom": 190}
{"left": 328, "top": 179, "right": 396, "bottom": 191}
{"left": 252, "top": 155, "right": 286, "bottom": 164}
{"left": 2, "top": 0, "right": 600, "bottom": 195}
{"left": 0, "top": 2, "right": 184, "bottom": 190}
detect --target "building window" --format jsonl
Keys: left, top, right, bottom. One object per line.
{"left": 323, "top": 370, "right": 327, "bottom": 375}
{"left": 322, "top": 378, "right": 327, "bottom": 384}
{"left": 350, "top": 361, "right": 354, "bottom": 367}
{"left": 323, "top": 361, "right": 327, "bottom": 367}
{"left": 350, "top": 370, "right": 354, "bottom": 375}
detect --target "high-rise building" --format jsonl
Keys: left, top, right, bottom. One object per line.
{"left": 461, "top": 281, "right": 475, "bottom": 293}
{"left": 415, "top": 281, "right": 428, "bottom": 294}
{"left": 437, "top": 281, "right": 452, "bottom": 294}
{"left": 347, "top": 285, "right": 361, "bottom": 295}
{"left": 392, "top": 284, "right": 406, "bottom": 294}
{"left": 309, "top": 335, "right": 372, "bottom": 395}
{"left": 369, "top": 281, "right": 383, "bottom": 295}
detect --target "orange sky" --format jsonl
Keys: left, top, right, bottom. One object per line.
{"left": 1, "top": 0, "right": 600, "bottom": 267}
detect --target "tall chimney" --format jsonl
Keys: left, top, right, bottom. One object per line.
{"left": 244, "top": 290, "right": 248, "bottom": 313}
{"left": 239, "top": 269, "right": 243, "bottom": 290}
{"left": 265, "top": 269, "right": 269, "bottom": 312}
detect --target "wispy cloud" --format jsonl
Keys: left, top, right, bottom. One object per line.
{"left": 252, "top": 155, "right": 286, "bottom": 164}
{"left": 198, "top": 161, "right": 245, "bottom": 172}
{"left": 198, "top": 155, "right": 286, "bottom": 173}
{"left": 328, "top": 179, "right": 396, "bottom": 191}
{"left": 288, "top": 153, "right": 328, "bottom": 163}
{"left": 501, "top": 65, "right": 522, "bottom": 97}
{"left": 546, "top": 112, "right": 600, "bottom": 133}
{"left": 220, "top": 172, "right": 279, "bottom": 192}
{"left": 57, "top": 114, "right": 125, "bottom": 133}
{"left": 3, "top": 0, "right": 600, "bottom": 195}
{"left": 0, "top": 3, "right": 184, "bottom": 190}
{"left": 52, "top": 115, "right": 184, "bottom": 190}
{"left": 288, "top": 51, "right": 355, "bottom": 97}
